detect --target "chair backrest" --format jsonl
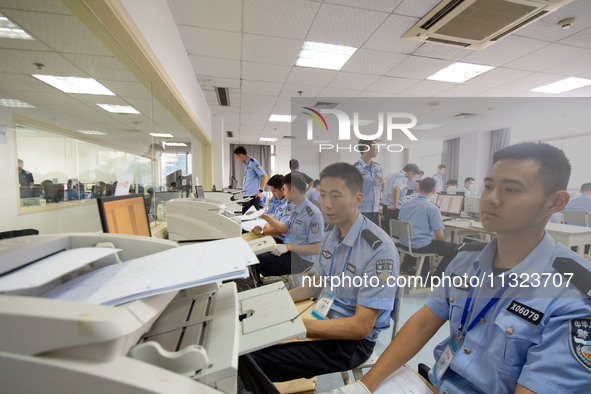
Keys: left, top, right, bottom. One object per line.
{"left": 390, "top": 219, "right": 413, "bottom": 248}
{"left": 563, "top": 210, "right": 590, "bottom": 226}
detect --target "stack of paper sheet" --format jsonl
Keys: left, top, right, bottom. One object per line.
{"left": 42, "top": 237, "right": 256, "bottom": 306}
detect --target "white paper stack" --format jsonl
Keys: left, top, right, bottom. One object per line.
{"left": 42, "top": 237, "right": 255, "bottom": 306}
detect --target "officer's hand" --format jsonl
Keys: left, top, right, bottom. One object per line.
{"left": 271, "top": 244, "right": 288, "bottom": 256}
{"left": 324, "top": 381, "right": 371, "bottom": 394}
{"left": 251, "top": 226, "right": 263, "bottom": 235}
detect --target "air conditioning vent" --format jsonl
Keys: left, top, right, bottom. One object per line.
{"left": 313, "top": 101, "right": 339, "bottom": 109}
{"left": 454, "top": 112, "right": 477, "bottom": 118}
{"left": 403, "top": 0, "right": 572, "bottom": 50}
{"left": 283, "top": 135, "right": 296, "bottom": 139}
{"left": 215, "top": 87, "right": 230, "bottom": 106}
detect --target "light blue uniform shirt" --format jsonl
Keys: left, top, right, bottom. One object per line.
{"left": 268, "top": 196, "right": 286, "bottom": 218}
{"left": 316, "top": 213, "right": 399, "bottom": 342}
{"left": 381, "top": 170, "right": 408, "bottom": 208}
{"left": 306, "top": 187, "right": 320, "bottom": 208}
{"left": 354, "top": 159, "right": 383, "bottom": 213}
{"left": 458, "top": 185, "right": 471, "bottom": 197}
{"left": 272, "top": 200, "right": 292, "bottom": 242}
{"left": 425, "top": 234, "right": 591, "bottom": 393}
{"left": 408, "top": 176, "right": 421, "bottom": 191}
{"left": 399, "top": 195, "right": 444, "bottom": 248}
{"left": 564, "top": 193, "right": 591, "bottom": 226}
{"left": 433, "top": 173, "right": 443, "bottom": 193}
{"left": 284, "top": 198, "right": 324, "bottom": 263}
{"left": 242, "top": 156, "right": 266, "bottom": 196}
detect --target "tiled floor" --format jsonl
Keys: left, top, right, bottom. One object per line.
{"left": 315, "top": 291, "right": 449, "bottom": 393}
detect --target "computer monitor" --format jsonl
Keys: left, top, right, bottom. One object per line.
{"left": 97, "top": 194, "right": 151, "bottom": 237}
{"left": 44, "top": 183, "right": 64, "bottom": 203}
{"left": 464, "top": 197, "right": 480, "bottom": 217}
{"left": 436, "top": 194, "right": 464, "bottom": 217}
{"left": 231, "top": 176, "right": 238, "bottom": 189}
{"left": 195, "top": 185, "right": 205, "bottom": 199}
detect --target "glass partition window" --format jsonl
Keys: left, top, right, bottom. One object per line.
{"left": 16, "top": 124, "right": 152, "bottom": 211}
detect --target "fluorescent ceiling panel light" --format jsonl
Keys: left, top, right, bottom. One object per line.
{"left": 78, "top": 130, "right": 107, "bottom": 135}
{"left": 0, "top": 14, "right": 33, "bottom": 40}
{"left": 259, "top": 137, "right": 277, "bottom": 142}
{"left": 531, "top": 77, "right": 591, "bottom": 94}
{"left": 413, "top": 123, "right": 442, "bottom": 130}
{"left": 269, "top": 114, "right": 294, "bottom": 122}
{"left": 163, "top": 142, "right": 187, "bottom": 147}
{"left": 33, "top": 75, "right": 115, "bottom": 95}
{"left": 427, "top": 62, "right": 494, "bottom": 83}
{"left": 149, "top": 133, "right": 174, "bottom": 138}
{"left": 97, "top": 104, "right": 139, "bottom": 114}
{"left": 295, "top": 41, "right": 357, "bottom": 71}
{"left": 0, "top": 98, "right": 35, "bottom": 108}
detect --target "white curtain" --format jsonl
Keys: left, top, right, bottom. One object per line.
{"left": 441, "top": 138, "right": 460, "bottom": 184}
{"left": 488, "top": 128, "right": 512, "bottom": 168}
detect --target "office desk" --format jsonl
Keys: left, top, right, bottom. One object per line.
{"left": 150, "top": 221, "right": 168, "bottom": 239}
{"left": 443, "top": 219, "right": 494, "bottom": 243}
{"left": 545, "top": 222, "right": 591, "bottom": 257}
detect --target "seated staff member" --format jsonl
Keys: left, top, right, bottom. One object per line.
{"left": 398, "top": 177, "right": 458, "bottom": 276}
{"left": 564, "top": 182, "right": 591, "bottom": 225}
{"left": 252, "top": 172, "right": 323, "bottom": 278}
{"left": 266, "top": 174, "right": 287, "bottom": 217}
{"left": 251, "top": 162, "right": 399, "bottom": 382}
{"left": 334, "top": 142, "right": 591, "bottom": 394}
{"left": 306, "top": 179, "right": 321, "bottom": 208}
{"left": 381, "top": 163, "right": 420, "bottom": 233}
{"left": 459, "top": 177, "right": 475, "bottom": 197}
{"left": 354, "top": 139, "right": 385, "bottom": 225}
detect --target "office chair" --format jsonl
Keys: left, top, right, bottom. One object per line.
{"left": 390, "top": 219, "right": 438, "bottom": 294}
{"left": 563, "top": 210, "right": 590, "bottom": 227}
{"left": 340, "top": 286, "right": 403, "bottom": 385}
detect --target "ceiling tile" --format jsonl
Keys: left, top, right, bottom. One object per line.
{"left": 103, "top": 81, "right": 151, "bottom": 99}
{"left": 366, "top": 76, "right": 419, "bottom": 93}
{"left": 459, "top": 35, "right": 548, "bottom": 67}
{"left": 242, "top": 62, "right": 292, "bottom": 83}
{"left": 474, "top": 88, "right": 525, "bottom": 97}
{"left": 559, "top": 27, "right": 591, "bottom": 50}
{"left": 504, "top": 44, "right": 588, "bottom": 72}
{"left": 241, "top": 103, "right": 274, "bottom": 114}
{"left": 540, "top": 52, "right": 591, "bottom": 76}
{"left": 497, "top": 72, "right": 564, "bottom": 91}
{"left": 242, "top": 34, "right": 302, "bottom": 66}
{"left": 0, "top": 0, "right": 71, "bottom": 14}
{"left": 244, "top": 0, "right": 320, "bottom": 40}
{"left": 306, "top": 3, "right": 389, "bottom": 47}
{"left": 323, "top": 0, "right": 403, "bottom": 13}
{"left": 199, "top": 76, "right": 241, "bottom": 89}
{"left": 280, "top": 83, "right": 323, "bottom": 97}
{"left": 413, "top": 43, "right": 472, "bottom": 61}
{"left": 190, "top": 55, "right": 241, "bottom": 79}
{"left": 286, "top": 67, "right": 338, "bottom": 86}
{"left": 434, "top": 84, "right": 490, "bottom": 97}
{"left": 241, "top": 93, "right": 277, "bottom": 106}
{"left": 341, "top": 49, "right": 408, "bottom": 75}
{"left": 169, "top": 0, "right": 241, "bottom": 32}
{"left": 363, "top": 14, "right": 423, "bottom": 54}
{"left": 241, "top": 80, "right": 283, "bottom": 95}
{"left": 179, "top": 26, "right": 241, "bottom": 59}
{"left": 63, "top": 54, "right": 137, "bottom": 82}
{"left": 328, "top": 72, "right": 379, "bottom": 90}
{"left": 463, "top": 67, "right": 532, "bottom": 88}
{"left": 319, "top": 87, "right": 361, "bottom": 97}
{"left": 386, "top": 56, "right": 453, "bottom": 79}
{"left": 0, "top": 49, "right": 81, "bottom": 76}
{"left": 400, "top": 80, "right": 456, "bottom": 96}
{"left": 393, "top": 0, "right": 441, "bottom": 18}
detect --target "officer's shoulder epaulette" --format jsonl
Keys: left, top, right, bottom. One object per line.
{"left": 456, "top": 242, "right": 488, "bottom": 252}
{"left": 553, "top": 257, "right": 591, "bottom": 298}
{"left": 361, "top": 229, "right": 382, "bottom": 250}
{"left": 324, "top": 223, "right": 334, "bottom": 232}
{"left": 305, "top": 205, "right": 314, "bottom": 216}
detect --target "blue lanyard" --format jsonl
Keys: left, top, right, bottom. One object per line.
{"left": 458, "top": 269, "right": 508, "bottom": 337}
{"left": 328, "top": 245, "right": 353, "bottom": 277}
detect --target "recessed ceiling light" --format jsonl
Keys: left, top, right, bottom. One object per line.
{"left": 78, "top": 130, "right": 107, "bottom": 135}
{"left": 149, "top": 132, "right": 174, "bottom": 138}
{"left": 33, "top": 75, "right": 115, "bottom": 95}
{"left": 531, "top": 77, "right": 591, "bottom": 94}
{"left": 269, "top": 114, "right": 294, "bottom": 122}
{"left": 0, "top": 98, "right": 35, "bottom": 108}
{"left": 97, "top": 104, "right": 139, "bottom": 114}
{"left": 259, "top": 137, "right": 277, "bottom": 142}
{"left": 296, "top": 41, "right": 357, "bottom": 71}
{"left": 413, "top": 124, "right": 442, "bottom": 130}
{"left": 0, "top": 14, "right": 33, "bottom": 40}
{"left": 427, "top": 62, "right": 494, "bottom": 83}
{"left": 163, "top": 142, "right": 187, "bottom": 147}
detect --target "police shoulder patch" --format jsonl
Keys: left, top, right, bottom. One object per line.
{"left": 374, "top": 259, "right": 394, "bottom": 284}
{"left": 362, "top": 229, "right": 382, "bottom": 250}
{"left": 285, "top": 205, "right": 292, "bottom": 216}
{"left": 305, "top": 205, "right": 314, "bottom": 216}
{"left": 311, "top": 221, "right": 320, "bottom": 234}
{"left": 569, "top": 318, "right": 591, "bottom": 371}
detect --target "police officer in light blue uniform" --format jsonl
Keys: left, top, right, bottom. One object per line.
{"left": 354, "top": 139, "right": 385, "bottom": 226}
{"left": 266, "top": 174, "right": 287, "bottom": 218}
{"left": 250, "top": 162, "right": 399, "bottom": 382}
{"left": 306, "top": 179, "right": 320, "bottom": 208}
{"left": 233, "top": 146, "right": 268, "bottom": 213}
{"left": 433, "top": 164, "right": 446, "bottom": 193}
{"left": 381, "top": 163, "right": 419, "bottom": 234}
{"left": 564, "top": 182, "right": 591, "bottom": 226}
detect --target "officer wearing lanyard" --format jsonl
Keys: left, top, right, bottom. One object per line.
{"left": 354, "top": 139, "right": 384, "bottom": 226}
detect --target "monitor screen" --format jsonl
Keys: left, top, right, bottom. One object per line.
{"left": 97, "top": 194, "right": 151, "bottom": 237}
{"left": 436, "top": 194, "right": 464, "bottom": 216}
{"left": 195, "top": 185, "right": 205, "bottom": 199}
{"left": 231, "top": 176, "right": 238, "bottom": 189}
{"left": 464, "top": 197, "right": 480, "bottom": 215}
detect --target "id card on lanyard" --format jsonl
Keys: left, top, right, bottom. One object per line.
{"left": 311, "top": 245, "right": 352, "bottom": 320}
{"left": 433, "top": 269, "right": 508, "bottom": 384}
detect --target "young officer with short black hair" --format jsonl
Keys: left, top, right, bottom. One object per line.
{"left": 250, "top": 162, "right": 399, "bottom": 382}
{"left": 233, "top": 145, "right": 268, "bottom": 213}
{"left": 354, "top": 139, "right": 385, "bottom": 225}
{"left": 332, "top": 142, "right": 591, "bottom": 394}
